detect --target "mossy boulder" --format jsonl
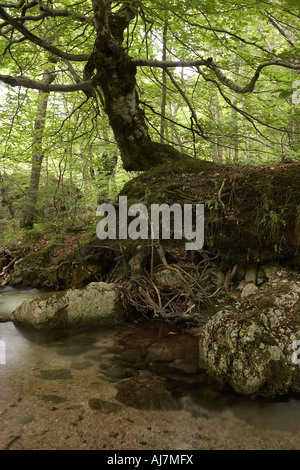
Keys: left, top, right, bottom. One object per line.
{"left": 46, "top": 258, "right": 104, "bottom": 289}
{"left": 198, "top": 268, "right": 300, "bottom": 397}
{"left": 121, "top": 160, "right": 300, "bottom": 264}
{"left": 8, "top": 244, "right": 56, "bottom": 287}
{"left": 11, "top": 282, "right": 126, "bottom": 329}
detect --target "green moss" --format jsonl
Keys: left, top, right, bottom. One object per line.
{"left": 120, "top": 161, "right": 300, "bottom": 264}
{"left": 41, "top": 223, "right": 61, "bottom": 234}
{"left": 8, "top": 244, "right": 56, "bottom": 287}
{"left": 21, "top": 229, "right": 43, "bottom": 243}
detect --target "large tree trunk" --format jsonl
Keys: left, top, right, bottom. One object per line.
{"left": 20, "top": 70, "right": 55, "bottom": 229}
{"left": 90, "top": 1, "right": 185, "bottom": 171}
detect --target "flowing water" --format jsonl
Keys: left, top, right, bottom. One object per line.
{"left": 0, "top": 286, "right": 300, "bottom": 450}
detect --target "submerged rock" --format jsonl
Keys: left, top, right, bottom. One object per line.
{"left": 11, "top": 282, "right": 126, "bottom": 329}
{"left": 115, "top": 376, "right": 180, "bottom": 410}
{"left": 199, "top": 268, "right": 300, "bottom": 397}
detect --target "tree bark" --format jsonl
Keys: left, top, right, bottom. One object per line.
{"left": 0, "top": 174, "right": 16, "bottom": 220}
{"left": 160, "top": 22, "right": 168, "bottom": 144}
{"left": 20, "top": 70, "right": 55, "bottom": 229}
{"left": 210, "top": 91, "right": 223, "bottom": 163}
{"left": 90, "top": 1, "right": 186, "bottom": 171}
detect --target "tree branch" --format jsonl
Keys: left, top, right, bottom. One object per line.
{"left": 0, "top": 9, "right": 93, "bottom": 26}
{"left": 0, "top": 74, "right": 92, "bottom": 92}
{"left": 0, "top": 6, "right": 91, "bottom": 61}
{"left": 163, "top": 4, "right": 272, "bottom": 56}
{"left": 165, "top": 68, "right": 204, "bottom": 137}
{"left": 208, "top": 59, "right": 300, "bottom": 94}
{"left": 133, "top": 57, "right": 300, "bottom": 94}
{"left": 37, "top": 1, "right": 93, "bottom": 24}
{"left": 0, "top": 1, "right": 26, "bottom": 8}
{"left": 132, "top": 58, "right": 210, "bottom": 68}
{"left": 263, "top": 10, "right": 296, "bottom": 47}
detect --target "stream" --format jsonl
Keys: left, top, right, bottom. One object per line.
{"left": 0, "top": 286, "right": 300, "bottom": 450}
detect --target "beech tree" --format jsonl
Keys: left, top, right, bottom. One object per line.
{"left": 0, "top": 0, "right": 299, "bottom": 174}
{"left": 20, "top": 68, "right": 54, "bottom": 228}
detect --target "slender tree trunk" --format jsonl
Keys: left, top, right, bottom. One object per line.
{"left": 160, "top": 22, "right": 168, "bottom": 144}
{"left": 20, "top": 70, "right": 55, "bottom": 228}
{"left": 169, "top": 102, "right": 184, "bottom": 152}
{"left": 89, "top": 1, "right": 185, "bottom": 171}
{"left": 210, "top": 91, "right": 223, "bottom": 163}
{"left": 231, "top": 96, "right": 239, "bottom": 163}
{"left": 0, "top": 174, "right": 16, "bottom": 220}
{"left": 286, "top": 70, "right": 300, "bottom": 160}
{"left": 231, "top": 56, "right": 241, "bottom": 163}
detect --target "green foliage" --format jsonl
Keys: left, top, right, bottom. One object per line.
{"left": 0, "top": 0, "right": 299, "bottom": 236}
{"left": 206, "top": 199, "right": 219, "bottom": 211}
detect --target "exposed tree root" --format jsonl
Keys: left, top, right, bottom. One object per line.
{"left": 118, "top": 243, "right": 225, "bottom": 326}
{"left": 0, "top": 249, "right": 19, "bottom": 285}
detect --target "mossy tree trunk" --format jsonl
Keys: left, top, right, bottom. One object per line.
{"left": 89, "top": 1, "right": 185, "bottom": 171}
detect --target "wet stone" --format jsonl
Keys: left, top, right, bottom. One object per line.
{"left": 88, "top": 398, "right": 122, "bottom": 413}
{"left": 71, "top": 361, "right": 93, "bottom": 370}
{"left": 38, "top": 369, "right": 73, "bottom": 380}
{"left": 125, "top": 361, "right": 147, "bottom": 370}
{"left": 98, "top": 374, "right": 119, "bottom": 383}
{"left": 148, "top": 362, "right": 178, "bottom": 376}
{"left": 105, "top": 346, "right": 124, "bottom": 354}
{"left": 19, "top": 415, "right": 35, "bottom": 424}
{"left": 115, "top": 376, "right": 180, "bottom": 411}
{"left": 37, "top": 395, "right": 69, "bottom": 404}
{"left": 99, "top": 362, "right": 112, "bottom": 370}
{"left": 121, "top": 349, "right": 144, "bottom": 363}
{"left": 103, "top": 366, "right": 135, "bottom": 379}
{"left": 170, "top": 360, "right": 198, "bottom": 375}
{"left": 56, "top": 344, "right": 92, "bottom": 356}
{"left": 84, "top": 353, "right": 104, "bottom": 361}
{"left": 146, "top": 345, "right": 176, "bottom": 363}
{"left": 71, "top": 336, "right": 99, "bottom": 345}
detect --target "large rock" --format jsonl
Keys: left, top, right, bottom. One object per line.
{"left": 11, "top": 282, "right": 126, "bottom": 329}
{"left": 199, "top": 268, "right": 300, "bottom": 397}
{"left": 8, "top": 245, "right": 55, "bottom": 287}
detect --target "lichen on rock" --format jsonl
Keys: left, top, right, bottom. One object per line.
{"left": 199, "top": 268, "right": 300, "bottom": 397}
{"left": 11, "top": 282, "right": 127, "bottom": 329}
